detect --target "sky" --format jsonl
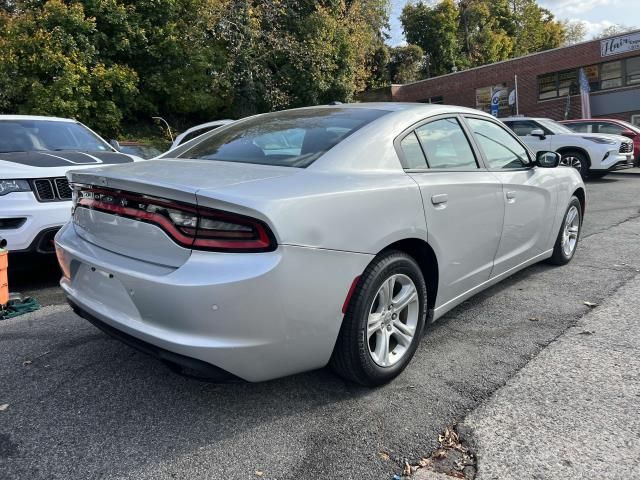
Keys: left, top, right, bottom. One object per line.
{"left": 388, "top": 0, "right": 640, "bottom": 46}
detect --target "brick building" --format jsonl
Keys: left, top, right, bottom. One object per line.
{"left": 369, "top": 30, "right": 640, "bottom": 125}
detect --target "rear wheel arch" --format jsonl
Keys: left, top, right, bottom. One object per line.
{"left": 378, "top": 238, "right": 439, "bottom": 314}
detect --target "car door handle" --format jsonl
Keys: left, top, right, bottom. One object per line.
{"left": 431, "top": 194, "right": 448, "bottom": 206}
{"left": 506, "top": 191, "right": 517, "bottom": 203}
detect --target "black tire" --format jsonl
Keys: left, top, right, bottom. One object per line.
{"left": 548, "top": 196, "right": 582, "bottom": 266}
{"left": 330, "top": 250, "right": 427, "bottom": 386}
{"left": 560, "top": 151, "right": 589, "bottom": 179}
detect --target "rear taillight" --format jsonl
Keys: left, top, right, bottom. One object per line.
{"left": 71, "top": 185, "right": 275, "bottom": 252}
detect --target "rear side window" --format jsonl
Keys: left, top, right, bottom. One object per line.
{"left": 400, "top": 132, "right": 427, "bottom": 168}
{"left": 467, "top": 118, "right": 530, "bottom": 169}
{"left": 171, "top": 108, "right": 388, "bottom": 168}
{"left": 415, "top": 118, "right": 478, "bottom": 169}
{"left": 597, "top": 122, "right": 624, "bottom": 135}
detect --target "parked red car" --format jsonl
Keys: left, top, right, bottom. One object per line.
{"left": 560, "top": 119, "right": 640, "bottom": 166}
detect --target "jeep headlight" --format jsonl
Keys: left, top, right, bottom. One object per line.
{"left": 582, "top": 136, "right": 616, "bottom": 145}
{"left": 0, "top": 179, "right": 31, "bottom": 196}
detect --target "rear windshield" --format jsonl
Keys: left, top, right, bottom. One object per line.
{"left": 170, "top": 108, "right": 388, "bottom": 168}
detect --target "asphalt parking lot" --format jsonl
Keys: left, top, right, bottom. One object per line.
{"left": 2, "top": 173, "right": 640, "bottom": 480}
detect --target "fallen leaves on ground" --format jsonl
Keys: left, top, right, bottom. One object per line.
{"left": 394, "top": 425, "right": 476, "bottom": 479}
{"left": 378, "top": 451, "right": 390, "bottom": 461}
{"left": 254, "top": 470, "right": 264, "bottom": 477}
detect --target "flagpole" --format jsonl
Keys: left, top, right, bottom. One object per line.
{"left": 514, "top": 74, "right": 519, "bottom": 115}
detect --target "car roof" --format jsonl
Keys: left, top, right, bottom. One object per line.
{"left": 291, "top": 102, "right": 484, "bottom": 115}
{"left": 561, "top": 118, "right": 621, "bottom": 123}
{"left": 501, "top": 116, "right": 550, "bottom": 122}
{"left": 0, "top": 114, "right": 76, "bottom": 123}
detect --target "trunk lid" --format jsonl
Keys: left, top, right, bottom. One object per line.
{"left": 68, "top": 159, "right": 294, "bottom": 266}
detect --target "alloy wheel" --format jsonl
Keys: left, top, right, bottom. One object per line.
{"left": 561, "top": 205, "right": 580, "bottom": 257}
{"left": 366, "top": 274, "right": 419, "bottom": 367}
{"left": 560, "top": 155, "right": 582, "bottom": 171}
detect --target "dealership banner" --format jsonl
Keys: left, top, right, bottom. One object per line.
{"left": 601, "top": 31, "right": 640, "bottom": 57}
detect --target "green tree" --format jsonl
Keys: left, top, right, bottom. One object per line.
{"left": 562, "top": 20, "right": 587, "bottom": 45}
{"left": 388, "top": 44, "right": 424, "bottom": 84}
{"left": 596, "top": 24, "right": 638, "bottom": 39}
{"left": 509, "top": 0, "right": 565, "bottom": 56}
{"left": 401, "top": 0, "right": 462, "bottom": 77}
{"left": 458, "top": 0, "right": 514, "bottom": 67}
{"left": 0, "top": 0, "right": 138, "bottom": 136}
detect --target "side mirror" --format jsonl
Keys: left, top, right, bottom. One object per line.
{"left": 536, "top": 151, "right": 561, "bottom": 168}
{"left": 530, "top": 128, "right": 546, "bottom": 139}
{"left": 621, "top": 129, "right": 637, "bottom": 138}
{"left": 109, "top": 139, "right": 121, "bottom": 151}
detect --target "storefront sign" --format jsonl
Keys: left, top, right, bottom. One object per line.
{"left": 601, "top": 32, "right": 640, "bottom": 57}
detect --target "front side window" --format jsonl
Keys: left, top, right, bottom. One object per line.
{"left": 467, "top": 118, "right": 530, "bottom": 169}
{"left": 505, "top": 120, "right": 542, "bottom": 137}
{"left": 414, "top": 118, "right": 478, "bottom": 169}
{"left": 564, "top": 122, "right": 592, "bottom": 133}
{"left": 171, "top": 108, "right": 388, "bottom": 168}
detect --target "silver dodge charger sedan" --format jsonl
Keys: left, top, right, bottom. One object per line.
{"left": 55, "top": 103, "right": 585, "bottom": 386}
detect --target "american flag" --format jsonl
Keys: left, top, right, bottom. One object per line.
{"left": 579, "top": 68, "right": 591, "bottom": 119}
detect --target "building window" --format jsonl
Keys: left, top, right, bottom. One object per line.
{"left": 600, "top": 60, "right": 623, "bottom": 90}
{"left": 584, "top": 65, "right": 600, "bottom": 92}
{"left": 626, "top": 57, "right": 640, "bottom": 85}
{"left": 558, "top": 70, "right": 578, "bottom": 96}
{"left": 538, "top": 73, "right": 558, "bottom": 100}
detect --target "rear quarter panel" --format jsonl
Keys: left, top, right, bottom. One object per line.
{"left": 196, "top": 170, "right": 428, "bottom": 255}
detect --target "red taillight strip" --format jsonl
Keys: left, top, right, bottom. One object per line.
{"left": 74, "top": 187, "right": 276, "bottom": 252}
{"left": 77, "top": 197, "right": 196, "bottom": 247}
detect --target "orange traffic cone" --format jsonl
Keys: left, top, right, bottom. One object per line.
{"left": 0, "top": 238, "right": 8, "bottom": 306}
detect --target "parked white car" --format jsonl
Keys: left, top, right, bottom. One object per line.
{"left": 503, "top": 117, "right": 634, "bottom": 178}
{"left": 170, "top": 120, "right": 234, "bottom": 150}
{"left": 0, "top": 115, "right": 141, "bottom": 254}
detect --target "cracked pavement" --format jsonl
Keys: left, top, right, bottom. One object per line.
{"left": 1, "top": 174, "right": 640, "bottom": 480}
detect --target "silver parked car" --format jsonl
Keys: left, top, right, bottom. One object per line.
{"left": 55, "top": 104, "right": 585, "bottom": 386}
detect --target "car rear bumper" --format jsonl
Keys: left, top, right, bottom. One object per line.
{"left": 1, "top": 192, "right": 71, "bottom": 252}
{"left": 55, "top": 222, "right": 373, "bottom": 382}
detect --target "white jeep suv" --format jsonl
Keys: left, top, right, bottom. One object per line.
{"left": 0, "top": 115, "right": 141, "bottom": 254}
{"left": 503, "top": 117, "right": 634, "bottom": 178}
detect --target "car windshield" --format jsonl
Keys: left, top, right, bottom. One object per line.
{"left": 537, "top": 119, "right": 574, "bottom": 135}
{"left": 0, "top": 120, "right": 111, "bottom": 153}
{"left": 170, "top": 108, "right": 388, "bottom": 168}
